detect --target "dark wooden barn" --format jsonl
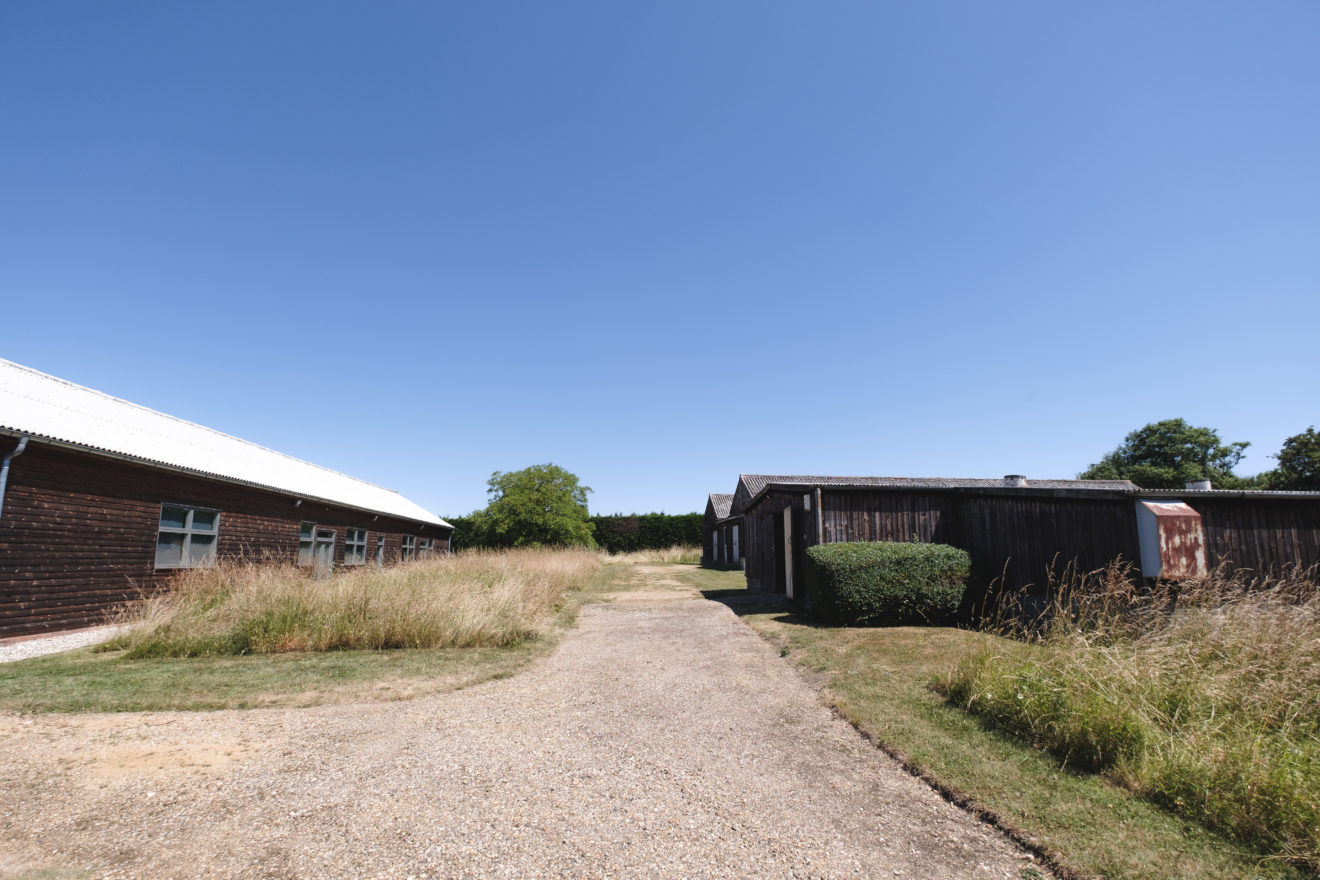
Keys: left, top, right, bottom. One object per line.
{"left": 0, "top": 359, "right": 453, "bottom": 637}
{"left": 730, "top": 473, "right": 1320, "bottom": 608}
{"left": 702, "top": 493, "right": 741, "bottom": 568}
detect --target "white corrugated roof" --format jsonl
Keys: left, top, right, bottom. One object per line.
{"left": 0, "top": 359, "right": 450, "bottom": 528}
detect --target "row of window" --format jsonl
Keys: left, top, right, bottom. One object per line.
{"left": 153, "top": 503, "right": 438, "bottom": 570}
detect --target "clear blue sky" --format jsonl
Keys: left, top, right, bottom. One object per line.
{"left": 2, "top": 2, "right": 1317, "bottom": 517}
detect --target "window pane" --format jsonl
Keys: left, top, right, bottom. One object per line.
{"left": 300, "top": 521, "right": 315, "bottom": 540}
{"left": 156, "top": 533, "right": 184, "bottom": 567}
{"left": 160, "top": 505, "right": 188, "bottom": 530}
{"left": 186, "top": 534, "right": 217, "bottom": 566}
{"left": 191, "top": 510, "right": 218, "bottom": 532}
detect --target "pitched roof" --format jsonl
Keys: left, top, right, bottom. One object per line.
{"left": 740, "top": 473, "right": 1137, "bottom": 494}
{"left": 0, "top": 359, "right": 450, "bottom": 528}
{"left": 734, "top": 472, "right": 1141, "bottom": 512}
{"left": 707, "top": 493, "right": 733, "bottom": 520}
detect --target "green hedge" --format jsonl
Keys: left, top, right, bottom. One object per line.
{"left": 804, "top": 541, "right": 970, "bottom": 625}
{"left": 447, "top": 512, "right": 701, "bottom": 554}
{"left": 590, "top": 513, "right": 702, "bottom": 554}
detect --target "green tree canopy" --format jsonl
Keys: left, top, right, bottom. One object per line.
{"left": 474, "top": 463, "right": 595, "bottom": 549}
{"left": 1269, "top": 427, "right": 1320, "bottom": 490}
{"left": 1079, "top": 418, "right": 1251, "bottom": 489}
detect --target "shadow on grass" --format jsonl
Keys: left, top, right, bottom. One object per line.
{"left": 698, "top": 588, "right": 816, "bottom": 623}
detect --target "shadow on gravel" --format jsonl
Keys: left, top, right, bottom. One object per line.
{"left": 699, "top": 589, "right": 824, "bottom": 628}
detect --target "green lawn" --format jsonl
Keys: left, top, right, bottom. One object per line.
{"left": 681, "top": 567, "right": 1302, "bottom": 880}
{"left": 0, "top": 562, "right": 624, "bottom": 714}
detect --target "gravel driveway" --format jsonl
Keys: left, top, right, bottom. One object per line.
{"left": 1, "top": 566, "right": 1041, "bottom": 879}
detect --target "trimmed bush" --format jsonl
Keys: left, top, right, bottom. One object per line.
{"left": 804, "top": 541, "right": 969, "bottom": 625}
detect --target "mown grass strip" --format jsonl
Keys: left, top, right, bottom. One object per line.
{"left": 681, "top": 567, "right": 1303, "bottom": 880}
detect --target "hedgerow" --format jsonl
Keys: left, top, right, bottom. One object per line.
{"left": 804, "top": 541, "right": 969, "bottom": 625}
{"left": 589, "top": 513, "right": 702, "bottom": 554}
{"left": 448, "top": 512, "right": 701, "bottom": 554}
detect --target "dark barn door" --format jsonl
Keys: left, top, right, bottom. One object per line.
{"left": 772, "top": 510, "right": 787, "bottom": 594}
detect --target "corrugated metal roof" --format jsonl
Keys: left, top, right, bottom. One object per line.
{"left": 0, "top": 358, "right": 450, "bottom": 528}
{"left": 708, "top": 493, "right": 733, "bottom": 520}
{"left": 738, "top": 473, "right": 1139, "bottom": 496}
{"left": 1135, "top": 487, "right": 1320, "bottom": 499}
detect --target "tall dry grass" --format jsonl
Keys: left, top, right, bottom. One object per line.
{"left": 106, "top": 547, "right": 603, "bottom": 658}
{"left": 607, "top": 544, "right": 702, "bottom": 564}
{"left": 942, "top": 563, "right": 1320, "bottom": 872}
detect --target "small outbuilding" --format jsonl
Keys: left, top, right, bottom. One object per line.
{"left": 0, "top": 359, "right": 453, "bottom": 637}
{"left": 702, "top": 492, "right": 741, "bottom": 568}
{"left": 729, "top": 473, "right": 1320, "bottom": 610}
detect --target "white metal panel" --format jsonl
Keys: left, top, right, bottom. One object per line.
{"left": 0, "top": 359, "right": 450, "bottom": 527}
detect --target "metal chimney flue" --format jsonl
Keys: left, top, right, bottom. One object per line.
{"left": 1185, "top": 479, "right": 1212, "bottom": 491}
{"left": 1003, "top": 474, "right": 1028, "bottom": 488}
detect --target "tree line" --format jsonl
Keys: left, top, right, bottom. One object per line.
{"left": 1079, "top": 420, "right": 1319, "bottom": 490}
{"left": 446, "top": 463, "right": 700, "bottom": 552}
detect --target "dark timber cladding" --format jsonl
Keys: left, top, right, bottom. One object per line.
{"left": 1187, "top": 496, "right": 1320, "bottom": 572}
{"left": 702, "top": 493, "right": 734, "bottom": 565}
{"left": 0, "top": 440, "right": 451, "bottom": 637}
{"left": 736, "top": 474, "right": 1320, "bottom": 601}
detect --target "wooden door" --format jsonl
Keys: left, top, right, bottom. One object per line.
{"left": 783, "top": 506, "right": 795, "bottom": 599}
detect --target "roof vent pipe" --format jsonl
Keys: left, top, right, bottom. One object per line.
{"left": 1185, "top": 479, "right": 1212, "bottom": 491}
{"left": 0, "top": 435, "right": 31, "bottom": 524}
{"left": 1003, "top": 474, "right": 1028, "bottom": 488}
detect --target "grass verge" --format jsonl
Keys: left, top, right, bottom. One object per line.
{"left": 681, "top": 566, "right": 1304, "bottom": 880}
{"left": 0, "top": 554, "right": 622, "bottom": 713}
{"left": 944, "top": 564, "right": 1320, "bottom": 874}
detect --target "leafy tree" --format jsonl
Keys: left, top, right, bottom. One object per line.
{"left": 1079, "top": 418, "right": 1251, "bottom": 489}
{"left": 1269, "top": 427, "right": 1320, "bottom": 490}
{"left": 476, "top": 463, "right": 595, "bottom": 548}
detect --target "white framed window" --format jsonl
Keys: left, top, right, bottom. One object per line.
{"left": 297, "top": 521, "right": 316, "bottom": 566}
{"left": 156, "top": 504, "right": 220, "bottom": 569}
{"left": 345, "top": 528, "right": 368, "bottom": 565}
{"left": 418, "top": 536, "right": 435, "bottom": 558}
{"left": 375, "top": 534, "right": 386, "bottom": 567}
{"left": 401, "top": 534, "right": 416, "bottom": 561}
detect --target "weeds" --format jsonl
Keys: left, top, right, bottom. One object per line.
{"left": 941, "top": 563, "right": 1320, "bottom": 872}
{"left": 104, "top": 548, "right": 603, "bottom": 657}
{"left": 607, "top": 544, "right": 702, "bottom": 564}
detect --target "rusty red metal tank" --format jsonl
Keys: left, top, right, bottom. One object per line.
{"left": 1136, "top": 500, "right": 1208, "bottom": 579}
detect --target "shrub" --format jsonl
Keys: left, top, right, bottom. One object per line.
{"left": 804, "top": 541, "right": 969, "bottom": 625}
{"left": 590, "top": 513, "right": 703, "bottom": 554}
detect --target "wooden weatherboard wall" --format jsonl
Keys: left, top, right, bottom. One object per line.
{"left": 1189, "top": 496, "right": 1320, "bottom": 573}
{"left": 0, "top": 441, "right": 452, "bottom": 637}
{"left": 741, "top": 482, "right": 1320, "bottom": 606}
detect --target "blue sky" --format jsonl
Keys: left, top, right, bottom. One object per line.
{"left": 2, "top": 2, "right": 1317, "bottom": 517}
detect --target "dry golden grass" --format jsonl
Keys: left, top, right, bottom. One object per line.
{"left": 607, "top": 544, "right": 702, "bottom": 564}
{"left": 106, "top": 548, "right": 603, "bottom": 657}
{"left": 945, "top": 563, "right": 1320, "bottom": 872}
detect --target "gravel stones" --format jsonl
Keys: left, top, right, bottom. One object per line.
{"left": 0, "top": 566, "right": 1043, "bottom": 879}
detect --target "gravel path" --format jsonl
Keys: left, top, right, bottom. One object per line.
{"left": 1, "top": 566, "right": 1041, "bottom": 879}
{"left": 0, "top": 625, "right": 127, "bottom": 663}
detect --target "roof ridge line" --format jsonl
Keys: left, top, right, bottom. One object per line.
{"left": 1, "top": 358, "right": 402, "bottom": 495}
